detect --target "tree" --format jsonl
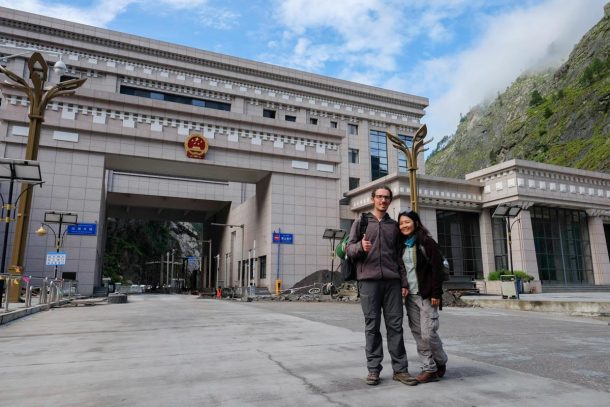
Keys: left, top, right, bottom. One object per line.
{"left": 529, "top": 90, "right": 543, "bottom": 107}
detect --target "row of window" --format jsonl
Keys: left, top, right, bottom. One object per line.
{"left": 120, "top": 86, "right": 231, "bottom": 111}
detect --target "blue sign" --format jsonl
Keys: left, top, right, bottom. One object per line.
{"left": 67, "top": 223, "right": 97, "bottom": 236}
{"left": 272, "top": 232, "right": 293, "bottom": 244}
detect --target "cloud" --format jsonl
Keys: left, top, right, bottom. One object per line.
{"left": 267, "top": 0, "right": 408, "bottom": 76}
{"left": 398, "top": 0, "right": 608, "bottom": 146}
{"left": 0, "top": 0, "right": 210, "bottom": 27}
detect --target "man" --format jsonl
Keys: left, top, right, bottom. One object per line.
{"left": 346, "top": 186, "right": 417, "bottom": 386}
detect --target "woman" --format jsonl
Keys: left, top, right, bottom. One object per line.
{"left": 398, "top": 210, "right": 448, "bottom": 383}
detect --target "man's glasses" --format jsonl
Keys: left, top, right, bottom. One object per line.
{"left": 374, "top": 195, "right": 391, "bottom": 201}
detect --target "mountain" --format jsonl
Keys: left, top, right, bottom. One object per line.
{"left": 426, "top": 5, "right": 610, "bottom": 178}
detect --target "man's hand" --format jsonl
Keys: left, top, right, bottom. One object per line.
{"left": 431, "top": 298, "right": 440, "bottom": 307}
{"left": 361, "top": 234, "right": 372, "bottom": 252}
{"left": 402, "top": 288, "right": 409, "bottom": 297}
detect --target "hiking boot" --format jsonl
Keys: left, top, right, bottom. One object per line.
{"left": 415, "top": 371, "right": 439, "bottom": 383}
{"left": 436, "top": 364, "right": 446, "bottom": 378}
{"left": 392, "top": 371, "right": 418, "bottom": 386}
{"left": 366, "top": 371, "right": 381, "bottom": 386}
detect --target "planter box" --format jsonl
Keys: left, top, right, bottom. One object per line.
{"left": 522, "top": 280, "right": 542, "bottom": 293}
{"left": 474, "top": 280, "right": 502, "bottom": 295}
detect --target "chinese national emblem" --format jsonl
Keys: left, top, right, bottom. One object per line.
{"left": 184, "top": 133, "right": 209, "bottom": 159}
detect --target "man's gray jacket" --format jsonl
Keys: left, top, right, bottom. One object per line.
{"left": 346, "top": 212, "right": 407, "bottom": 287}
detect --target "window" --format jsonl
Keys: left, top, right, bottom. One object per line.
{"left": 258, "top": 256, "right": 267, "bottom": 279}
{"left": 348, "top": 148, "right": 359, "bottom": 164}
{"left": 530, "top": 206, "right": 593, "bottom": 284}
{"left": 60, "top": 75, "right": 79, "bottom": 82}
{"left": 369, "top": 129, "right": 388, "bottom": 180}
{"left": 397, "top": 134, "right": 413, "bottom": 173}
{"left": 436, "top": 210, "right": 483, "bottom": 280}
{"left": 348, "top": 123, "right": 358, "bottom": 135}
{"left": 309, "top": 118, "right": 318, "bottom": 125}
{"left": 330, "top": 121, "right": 338, "bottom": 128}
{"left": 120, "top": 86, "right": 230, "bottom": 111}
{"left": 491, "top": 212, "right": 508, "bottom": 271}
{"left": 263, "top": 109, "right": 276, "bottom": 119}
{"left": 285, "top": 115, "right": 296, "bottom": 122}
{"left": 349, "top": 177, "right": 360, "bottom": 190}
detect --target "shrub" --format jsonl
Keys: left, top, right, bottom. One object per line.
{"left": 487, "top": 270, "right": 534, "bottom": 281}
{"left": 529, "top": 90, "right": 543, "bottom": 107}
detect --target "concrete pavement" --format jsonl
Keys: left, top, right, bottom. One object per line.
{"left": 1, "top": 295, "right": 609, "bottom": 406}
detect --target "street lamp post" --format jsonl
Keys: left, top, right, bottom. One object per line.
{"left": 322, "top": 228, "right": 346, "bottom": 289}
{"left": 386, "top": 124, "right": 431, "bottom": 211}
{"left": 0, "top": 52, "right": 86, "bottom": 274}
{"left": 492, "top": 204, "right": 523, "bottom": 274}
{"left": 0, "top": 159, "right": 43, "bottom": 274}
{"left": 211, "top": 223, "right": 244, "bottom": 294}
{"left": 35, "top": 211, "right": 78, "bottom": 279}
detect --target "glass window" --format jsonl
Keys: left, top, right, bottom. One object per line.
{"left": 119, "top": 86, "right": 230, "bottom": 111}
{"left": 531, "top": 206, "right": 593, "bottom": 285}
{"left": 349, "top": 177, "right": 360, "bottom": 190}
{"left": 285, "top": 115, "right": 296, "bottom": 122}
{"left": 309, "top": 118, "right": 318, "bottom": 125}
{"left": 369, "top": 129, "right": 388, "bottom": 180}
{"left": 259, "top": 256, "right": 267, "bottom": 279}
{"left": 348, "top": 123, "right": 358, "bottom": 135}
{"left": 348, "top": 148, "right": 359, "bottom": 164}
{"left": 263, "top": 109, "right": 276, "bottom": 119}
{"left": 491, "top": 213, "right": 509, "bottom": 270}
{"left": 330, "top": 121, "right": 338, "bottom": 128}
{"left": 397, "top": 134, "right": 413, "bottom": 173}
{"left": 436, "top": 210, "right": 483, "bottom": 280}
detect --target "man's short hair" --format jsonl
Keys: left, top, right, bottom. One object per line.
{"left": 371, "top": 186, "right": 393, "bottom": 200}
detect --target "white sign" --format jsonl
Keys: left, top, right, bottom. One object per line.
{"left": 46, "top": 252, "right": 66, "bottom": 266}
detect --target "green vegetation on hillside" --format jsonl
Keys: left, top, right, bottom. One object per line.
{"left": 426, "top": 12, "right": 610, "bottom": 178}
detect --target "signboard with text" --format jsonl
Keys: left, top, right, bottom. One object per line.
{"left": 46, "top": 252, "right": 66, "bottom": 266}
{"left": 272, "top": 232, "right": 293, "bottom": 244}
{"left": 67, "top": 223, "right": 97, "bottom": 236}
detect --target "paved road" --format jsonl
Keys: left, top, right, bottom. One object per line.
{"left": 251, "top": 300, "right": 610, "bottom": 392}
{"left": 0, "top": 295, "right": 609, "bottom": 407}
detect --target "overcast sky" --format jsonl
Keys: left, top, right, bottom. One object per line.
{"left": 1, "top": 0, "right": 606, "bottom": 150}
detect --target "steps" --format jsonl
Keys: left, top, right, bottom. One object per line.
{"left": 542, "top": 285, "right": 610, "bottom": 293}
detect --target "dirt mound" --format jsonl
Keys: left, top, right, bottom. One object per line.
{"left": 443, "top": 290, "right": 475, "bottom": 307}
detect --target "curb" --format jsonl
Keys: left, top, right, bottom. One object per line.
{"left": 0, "top": 299, "right": 73, "bottom": 325}
{"left": 461, "top": 297, "right": 610, "bottom": 316}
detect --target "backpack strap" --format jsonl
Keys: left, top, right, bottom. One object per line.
{"left": 358, "top": 212, "right": 369, "bottom": 239}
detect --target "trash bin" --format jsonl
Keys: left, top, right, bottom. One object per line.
{"left": 500, "top": 274, "right": 519, "bottom": 299}
{"left": 515, "top": 278, "right": 523, "bottom": 294}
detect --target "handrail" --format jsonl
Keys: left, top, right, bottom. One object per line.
{"left": 1, "top": 274, "right": 78, "bottom": 312}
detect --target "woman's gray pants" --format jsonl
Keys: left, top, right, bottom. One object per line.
{"left": 405, "top": 294, "right": 448, "bottom": 372}
{"left": 359, "top": 279, "right": 409, "bottom": 374}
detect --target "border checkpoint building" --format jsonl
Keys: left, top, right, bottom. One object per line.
{"left": 0, "top": 7, "right": 609, "bottom": 296}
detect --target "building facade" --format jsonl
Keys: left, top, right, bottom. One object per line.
{"left": 0, "top": 8, "right": 608, "bottom": 295}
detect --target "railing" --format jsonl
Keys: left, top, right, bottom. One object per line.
{"left": 0, "top": 274, "right": 77, "bottom": 312}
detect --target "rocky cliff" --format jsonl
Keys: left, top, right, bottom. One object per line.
{"left": 426, "top": 6, "right": 610, "bottom": 178}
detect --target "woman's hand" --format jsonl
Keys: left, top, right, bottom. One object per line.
{"left": 431, "top": 297, "right": 440, "bottom": 307}
{"left": 402, "top": 288, "right": 409, "bottom": 297}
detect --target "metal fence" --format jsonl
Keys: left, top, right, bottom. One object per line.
{"left": 0, "top": 274, "right": 77, "bottom": 312}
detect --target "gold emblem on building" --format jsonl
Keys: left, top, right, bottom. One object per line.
{"left": 184, "top": 132, "right": 209, "bottom": 159}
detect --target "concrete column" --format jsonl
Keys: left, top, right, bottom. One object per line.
{"left": 479, "top": 210, "right": 495, "bottom": 279}
{"left": 419, "top": 207, "right": 438, "bottom": 241}
{"left": 587, "top": 215, "right": 610, "bottom": 285}
{"left": 510, "top": 210, "right": 539, "bottom": 279}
